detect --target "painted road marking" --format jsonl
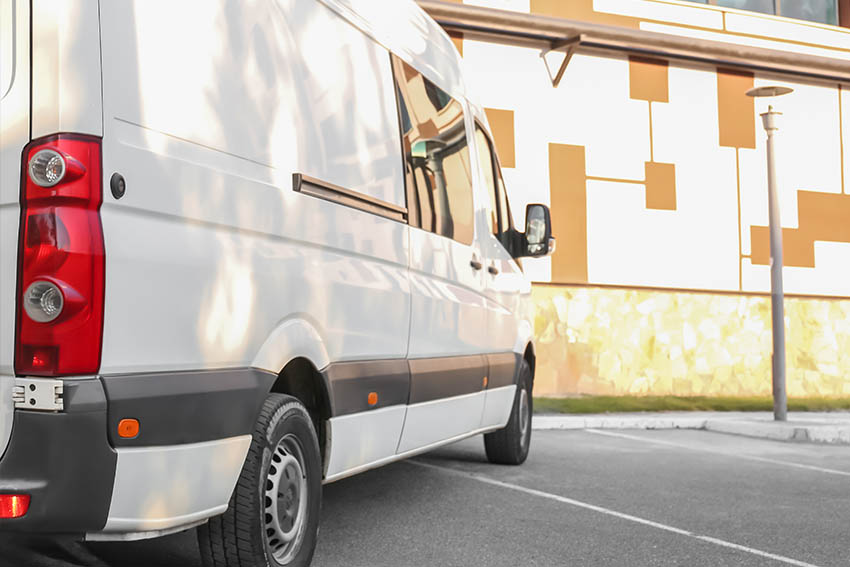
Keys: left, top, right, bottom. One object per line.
{"left": 408, "top": 460, "right": 823, "bottom": 567}
{"left": 586, "top": 429, "right": 850, "bottom": 478}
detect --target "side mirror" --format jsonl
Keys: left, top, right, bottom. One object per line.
{"left": 523, "top": 203, "right": 555, "bottom": 257}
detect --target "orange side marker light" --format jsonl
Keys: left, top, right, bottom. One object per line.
{"left": 367, "top": 392, "right": 378, "bottom": 406}
{"left": 118, "top": 418, "right": 140, "bottom": 439}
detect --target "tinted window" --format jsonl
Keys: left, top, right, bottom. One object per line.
{"left": 779, "top": 0, "right": 837, "bottom": 25}
{"left": 476, "top": 128, "right": 500, "bottom": 235}
{"left": 682, "top": 0, "right": 838, "bottom": 25}
{"left": 475, "top": 125, "right": 514, "bottom": 250}
{"left": 715, "top": 0, "right": 774, "bottom": 14}
{"left": 391, "top": 56, "right": 474, "bottom": 245}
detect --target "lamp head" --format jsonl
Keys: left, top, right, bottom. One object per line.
{"left": 746, "top": 86, "right": 794, "bottom": 98}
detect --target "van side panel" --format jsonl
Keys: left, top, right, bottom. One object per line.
{"left": 396, "top": 101, "right": 490, "bottom": 452}
{"left": 466, "top": 107, "right": 533, "bottom": 429}
{"left": 96, "top": 0, "right": 411, "bottom": 532}
{"left": 31, "top": 0, "right": 102, "bottom": 138}
{"left": 0, "top": 0, "right": 29, "bottom": 459}
{"left": 318, "top": 0, "right": 466, "bottom": 101}
{"left": 98, "top": 0, "right": 410, "bottom": 374}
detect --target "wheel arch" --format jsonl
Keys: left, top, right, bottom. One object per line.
{"left": 251, "top": 317, "right": 334, "bottom": 469}
{"left": 268, "top": 357, "right": 332, "bottom": 472}
{"left": 522, "top": 341, "right": 536, "bottom": 386}
{"left": 513, "top": 317, "right": 535, "bottom": 384}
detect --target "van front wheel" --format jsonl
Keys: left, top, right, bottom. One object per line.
{"left": 198, "top": 394, "right": 322, "bottom": 567}
{"left": 483, "top": 360, "right": 532, "bottom": 465}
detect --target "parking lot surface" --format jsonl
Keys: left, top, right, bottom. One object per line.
{"left": 3, "top": 429, "right": 849, "bottom": 566}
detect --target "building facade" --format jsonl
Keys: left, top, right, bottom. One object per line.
{"left": 430, "top": 0, "right": 850, "bottom": 397}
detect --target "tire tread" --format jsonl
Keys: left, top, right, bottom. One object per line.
{"left": 198, "top": 394, "right": 320, "bottom": 567}
{"left": 484, "top": 360, "right": 532, "bottom": 465}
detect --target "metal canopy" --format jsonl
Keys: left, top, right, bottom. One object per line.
{"left": 417, "top": 0, "right": 850, "bottom": 87}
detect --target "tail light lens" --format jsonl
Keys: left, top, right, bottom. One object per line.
{"left": 15, "top": 135, "right": 105, "bottom": 376}
{"left": 0, "top": 494, "right": 30, "bottom": 519}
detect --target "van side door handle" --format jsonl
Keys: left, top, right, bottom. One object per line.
{"left": 470, "top": 259, "right": 483, "bottom": 270}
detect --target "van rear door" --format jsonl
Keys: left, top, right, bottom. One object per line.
{"left": 0, "top": 0, "right": 30, "bottom": 458}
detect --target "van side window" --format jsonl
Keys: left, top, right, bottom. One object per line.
{"left": 391, "top": 55, "right": 474, "bottom": 245}
{"left": 474, "top": 125, "right": 516, "bottom": 253}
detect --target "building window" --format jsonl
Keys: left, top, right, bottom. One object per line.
{"left": 777, "top": 0, "right": 838, "bottom": 25}
{"left": 715, "top": 0, "right": 775, "bottom": 15}
{"left": 682, "top": 0, "right": 839, "bottom": 25}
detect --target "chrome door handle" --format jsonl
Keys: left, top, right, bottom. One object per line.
{"left": 488, "top": 265, "right": 499, "bottom": 275}
{"left": 470, "top": 259, "right": 483, "bottom": 270}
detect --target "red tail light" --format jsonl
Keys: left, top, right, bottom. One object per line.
{"left": 0, "top": 494, "right": 31, "bottom": 519}
{"left": 15, "top": 134, "right": 105, "bottom": 376}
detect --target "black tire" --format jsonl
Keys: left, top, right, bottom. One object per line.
{"left": 198, "top": 394, "right": 322, "bottom": 567}
{"left": 484, "top": 360, "right": 533, "bottom": 465}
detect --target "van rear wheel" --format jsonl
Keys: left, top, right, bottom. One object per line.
{"left": 484, "top": 360, "right": 532, "bottom": 465}
{"left": 198, "top": 394, "right": 322, "bottom": 567}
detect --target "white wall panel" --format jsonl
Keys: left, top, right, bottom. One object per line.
{"left": 595, "top": 0, "right": 724, "bottom": 28}
{"left": 725, "top": 12, "right": 850, "bottom": 52}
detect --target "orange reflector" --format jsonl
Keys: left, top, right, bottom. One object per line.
{"left": 118, "top": 418, "right": 140, "bottom": 439}
{"left": 367, "top": 392, "right": 378, "bottom": 406}
{"left": 0, "top": 494, "right": 30, "bottom": 519}
{"left": 483, "top": 376, "right": 489, "bottom": 388}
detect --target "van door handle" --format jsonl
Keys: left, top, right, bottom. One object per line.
{"left": 488, "top": 265, "right": 500, "bottom": 275}
{"left": 470, "top": 259, "right": 483, "bottom": 270}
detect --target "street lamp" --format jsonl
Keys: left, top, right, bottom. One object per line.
{"left": 746, "top": 85, "right": 794, "bottom": 422}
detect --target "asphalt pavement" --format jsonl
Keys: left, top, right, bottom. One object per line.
{"left": 2, "top": 429, "right": 849, "bottom": 566}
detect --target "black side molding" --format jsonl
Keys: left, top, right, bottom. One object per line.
{"left": 486, "top": 352, "right": 522, "bottom": 390}
{"left": 101, "top": 368, "right": 277, "bottom": 447}
{"left": 323, "top": 359, "right": 410, "bottom": 416}
{"left": 408, "top": 354, "right": 487, "bottom": 405}
{"left": 96, "top": 353, "right": 522, "bottom": 449}
{"left": 293, "top": 173, "right": 408, "bottom": 223}
{"left": 321, "top": 353, "right": 522, "bottom": 417}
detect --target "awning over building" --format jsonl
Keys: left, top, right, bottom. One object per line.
{"left": 417, "top": 0, "right": 850, "bottom": 85}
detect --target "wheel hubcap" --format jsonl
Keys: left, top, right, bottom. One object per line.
{"left": 264, "top": 434, "right": 308, "bottom": 563}
{"left": 518, "top": 387, "right": 530, "bottom": 448}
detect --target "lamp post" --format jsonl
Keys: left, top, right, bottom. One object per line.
{"left": 746, "top": 85, "right": 793, "bottom": 422}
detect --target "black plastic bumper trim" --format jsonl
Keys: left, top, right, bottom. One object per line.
{"left": 0, "top": 378, "right": 116, "bottom": 534}
{"left": 101, "top": 368, "right": 277, "bottom": 447}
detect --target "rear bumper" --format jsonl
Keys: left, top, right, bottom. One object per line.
{"left": 0, "top": 378, "right": 116, "bottom": 535}
{"left": 0, "top": 368, "right": 273, "bottom": 537}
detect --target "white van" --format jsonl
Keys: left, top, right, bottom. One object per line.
{"left": 0, "top": 1, "right": 553, "bottom": 565}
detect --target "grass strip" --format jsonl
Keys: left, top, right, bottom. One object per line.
{"left": 534, "top": 395, "right": 850, "bottom": 414}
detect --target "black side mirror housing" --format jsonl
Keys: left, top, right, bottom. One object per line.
{"left": 522, "top": 203, "right": 555, "bottom": 258}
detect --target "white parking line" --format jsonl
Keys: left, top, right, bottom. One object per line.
{"left": 585, "top": 429, "right": 850, "bottom": 478}
{"left": 408, "top": 460, "right": 822, "bottom": 567}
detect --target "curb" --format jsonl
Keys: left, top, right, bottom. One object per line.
{"left": 703, "top": 419, "right": 850, "bottom": 445}
{"left": 532, "top": 413, "right": 850, "bottom": 445}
